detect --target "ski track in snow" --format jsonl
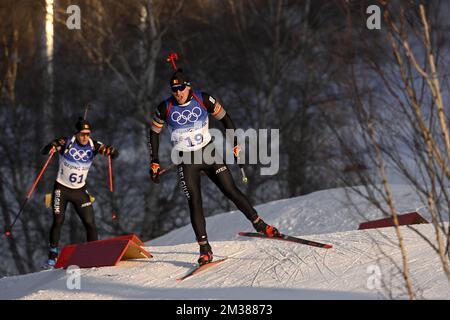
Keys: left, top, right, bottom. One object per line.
{"left": 0, "top": 184, "right": 449, "bottom": 300}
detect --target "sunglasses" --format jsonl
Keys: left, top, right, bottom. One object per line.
{"left": 79, "top": 132, "right": 90, "bottom": 137}
{"left": 171, "top": 84, "right": 186, "bottom": 92}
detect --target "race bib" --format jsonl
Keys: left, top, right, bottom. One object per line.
{"left": 56, "top": 144, "right": 94, "bottom": 188}
{"left": 171, "top": 119, "right": 211, "bottom": 152}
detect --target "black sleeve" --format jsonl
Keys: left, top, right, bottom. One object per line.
{"left": 92, "top": 140, "right": 104, "bottom": 156}
{"left": 201, "top": 92, "right": 217, "bottom": 113}
{"left": 200, "top": 92, "right": 235, "bottom": 130}
{"left": 150, "top": 101, "right": 167, "bottom": 134}
{"left": 201, "top": 92, "right": 227, "bottom": 120}
{"left": 220, "top": 113, "right": 238, "bottom": 148}
{"left": 148, "top": 129, "right": 160, "bottom": 163}
{"left": 219, "top": 113, "right": 236, "bottom": 131}
{"left": 148, "top": 102, "right": 167, "bottom": 163}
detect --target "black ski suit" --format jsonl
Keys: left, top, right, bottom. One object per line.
{"left": 148, "top": 90, "right": 258, "bottom": 244}
{"left": 41, "top": 136, "right": 118, "bottom": 247}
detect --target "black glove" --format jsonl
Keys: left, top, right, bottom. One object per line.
{"left": 233, "top": 144, "right": 242, "bottom": 162}
{"left": 99, "top": 145, "right": 119, "bottom": 159}
{"left": 149, "top": 160, "right": 161, "bottom": 184}
{"left": 41, "top": 138, "right": 65, "bottom": 155}
{"left": 41, "top": 143, "right": 55, "bottom": 155}
{"left": 109, "top": 147, "right": 119, "bottom": 160}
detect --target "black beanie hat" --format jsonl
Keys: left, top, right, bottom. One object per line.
{"left": 170, "top": 68, "right": 191, "bottom": 87}
{"left": 75, "top": 117, "right": 92, "bottom": 132}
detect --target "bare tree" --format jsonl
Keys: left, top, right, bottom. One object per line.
{"left": 326, "top": 1, "right": 450, "bottom": 299}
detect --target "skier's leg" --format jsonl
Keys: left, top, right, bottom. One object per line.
{"left": 205, "top": 163, "right": 280, "bottom": 237}
{"left": 178, "top": 164, "right": 207, "bottom": 241}
{"left": 72, "top": 187, "right": 98, "bottom": 242}
{"left": 178, "top": 163, "right": 213, "bottom": 265}
{"left": 47, "top": 183, "right": 68, "bottom": 265}
{"left": 49, "top": 183, "right": 68, "bottom": 248}
{"left": 205, "top": 164, "right": 258, "bottom": 221}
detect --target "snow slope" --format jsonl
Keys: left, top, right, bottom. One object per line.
{"left": 0, "top": 185, "right": 448, "bottom": 300}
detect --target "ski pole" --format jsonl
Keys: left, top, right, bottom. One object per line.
{"left": 239, "top": 164, "right": 248, "bottom": 184}
{"left": 83, "top": 103, "right": 91, "bottom": 120}
{"left": 108, "top": 154, "right": 118, "bottom": 221}
{"left": 166, "top": 52, "right": 178, "bottom": 71}
{"left": 5, "top": 148, "right": 56, "bottom": 237}
{"left": 233, "top": 145, "right": 248, "bottom": 184}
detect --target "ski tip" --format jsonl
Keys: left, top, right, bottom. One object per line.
{"left": 176, "top": 258, "right": 228, "bottom": 282}
{"left": 324, "top": 244, "right": 333, "bottom": 249}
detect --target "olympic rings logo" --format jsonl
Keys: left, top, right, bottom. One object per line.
{"left": 68, "top": 148, "right": 93, "bottom": 162}
{"left": 171, "top": 107, "right": 202, "bottom": 125}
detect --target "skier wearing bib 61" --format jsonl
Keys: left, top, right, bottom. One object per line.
{"left": 148, "top": 69, "right": 280, "bottom": 266}
{"left": 40, "top": 117, "right": 119, "bottom": 267}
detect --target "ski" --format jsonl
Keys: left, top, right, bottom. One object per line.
{"left": 238, "top": 232, "right": 333, "bottom": 249}
{"left": 176, "top": 258, "right": 228, "bottom": 282}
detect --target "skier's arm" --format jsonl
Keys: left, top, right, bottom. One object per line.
{"left": 201, "top": 92, "right": 234, "bottom": 129}
{"left": 93, "top": 140, "right": 119, "bottom": 159}
{"left": 148, "top": 102, "right": 167, "bottom": 183}
{"left": 148, "top": 130, "right": 160, "bottom": 162}
{"left": 201, "top": 92, "right": 227, "bottom": 121}
{"left": 202, "top": 92, "right": 240, "bottom": 159}
{"left": 148, "top": 129, "right": 161, "bottom": 184}
{"left": 148, "top": 101, "right": 167, "bottom": 163}
{"left": 41, "top": 137, "right": 66, "bottom": 155}
{"left": 220, "top": 113, "right": 240, "bottom": 160}
{"left": 219, "top": 113, "right": 236, "bottom": 131}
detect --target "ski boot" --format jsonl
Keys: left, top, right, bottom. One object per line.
{"left": 45, "top": 246, "right": 59, "bottom": 268}
{"left": 252, "top": 217, "right": 280, "bottom": 237}
{"left": 197, "top": 242, "right": 213, "bottom": 266}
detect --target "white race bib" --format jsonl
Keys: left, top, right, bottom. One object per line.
{"left": 171, "top": 119, "right": 211, "bottom": 152}
{"left": 56, "top": 143, "right": 94, "bottom": 188}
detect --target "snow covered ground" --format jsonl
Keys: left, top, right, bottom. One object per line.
{"left": 0, "top": 184, "right": 448, "bottom": 300}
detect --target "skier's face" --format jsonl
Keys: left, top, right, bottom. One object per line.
{"left": 76, "top": 131, "right": 90, "bottom": 146}
{"left": 172, "top": 85, "right": 190, "bottom": 105}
